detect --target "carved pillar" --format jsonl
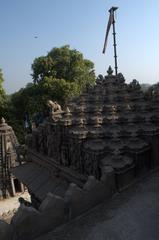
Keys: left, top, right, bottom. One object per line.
{"left": 83, "top": 139, "right": 107, "bottom": 179}
{"left": 11, "top": 176, "right": 16, "bottom": 196}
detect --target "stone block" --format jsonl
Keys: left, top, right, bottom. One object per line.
{"left": 39, "top": 193, "right": 65, "bottom": 231}
{"left": 65, "top": 176, "right": 113, "bottom": 219}
{"left": 148, "top": 135, "right": 159, "bottom": 168}
{"left": 0, "top": 220, "right": 12, "bottom": 240}
{"left": 11, "top": 205, "right": 41, "bottom": 240}
{"left": 83, "top": 176, "right": 109, "bottom": 208}
{"left": 11, "top": 193, "right": 66, "bottom": 240}
{"left": 65, "top": 183, "right": 84, "bottom": 219}
{"left": 101, "top": 166, "right": 116, "bottom": 194}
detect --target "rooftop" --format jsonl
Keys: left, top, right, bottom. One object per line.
{"left": 36, "top": 170, "right": 159, "bottom": 240}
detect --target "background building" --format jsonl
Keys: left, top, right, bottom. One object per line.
{"left": 0, "top": 118, "right": 23, "bottom": 199}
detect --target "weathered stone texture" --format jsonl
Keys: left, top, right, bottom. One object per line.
{"left": 0, "top": 118, "right": 21, "bottom": 199}
{"left": 11, "top": 69, "right": 159, "bottom": 238}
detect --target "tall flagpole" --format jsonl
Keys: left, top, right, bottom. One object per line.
{"left": 109, "top": 7, "right": 118, "bottom": 75}
{"left": 103, "top": 7, "right": 118, "bottom": 75}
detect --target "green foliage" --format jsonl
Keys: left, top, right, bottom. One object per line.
{"left": 5, "top": 46, "right": 95, "bottom": 143}
{"left": 31, "top": 56, "right": 56, "bottom": 83}
{"left": 10, "top": 77, "right": 80, "bottom": 116}
{"left": 0, "top": 68, "right": 7, "bottom": 118}
{"left": 39, "top": 77, "right": 80, "bottom": 105}
{"left": 32, "top": 45, "right": 95, "bottom": 90}
{"left": 7, "top": 77, "right": 80, "bottom": 143}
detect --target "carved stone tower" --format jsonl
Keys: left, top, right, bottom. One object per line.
{"left": 0, "top": 118, "right": 23, "bottom": 199}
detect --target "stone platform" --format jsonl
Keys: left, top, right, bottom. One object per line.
{"left": 36, "top": 170, "right": 159, "bottom": 240}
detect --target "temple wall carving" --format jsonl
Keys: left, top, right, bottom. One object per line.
{"left": 11, "top": 70, "right": 159, "bottom": 238}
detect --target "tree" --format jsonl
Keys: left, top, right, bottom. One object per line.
{"left": 31, "top": 56, "right": 55, "bottom": 84}
{"left": 0, "top": 68, "right": 7, "bottom": 118}
{"left": 7, "top": 78, "right": 79, "bottom": 143}
{"left": 31, "top": 45, "right": 95, "bottom": 90}
{"left": 10, "top": 77, "right": 79, "bottom": 118}
{"left": 7, "top": 46, "right": 96, "bottom": 143}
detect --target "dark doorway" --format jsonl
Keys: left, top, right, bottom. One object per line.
{"left": 14, "top": 178, "right": 21, "bottom": 192}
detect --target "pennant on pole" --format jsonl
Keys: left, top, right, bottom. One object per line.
{"left": 102, "top": 8, "right": 115, "bottom": 54}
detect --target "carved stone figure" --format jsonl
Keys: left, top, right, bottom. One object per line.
{"left": 47, "top": 100, "right": 62, "bottom": 113}
{"left": 129, "top": 79, "right": 141, "bottom": 89}
{"left": 96, "top": 74, "right": 104, "bottom": 84}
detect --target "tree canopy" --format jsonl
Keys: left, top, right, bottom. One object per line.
{"left": 0, "top": 69, "right": 5, "bottom": 101}
{"left": 5, "top": 46, "right": 96, "bottom": 143}
{"left": 10, "top": 77, "right": 79, "bottom": 117}
{"left": 31, "top": 45, "right": 95, "bottom": 90}
{"left": 0, "top": 68, "right": 7, "bottom": 118}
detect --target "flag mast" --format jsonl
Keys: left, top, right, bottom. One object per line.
{"left": 110, "top": 7, "right": 118, "bottom": 75}
{"left": 103, "top": 6, "right": 118, "bottom": 75}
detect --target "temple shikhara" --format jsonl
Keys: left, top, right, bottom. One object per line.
{"left": 10, "top": 68, "right": 159, "bottom": 239}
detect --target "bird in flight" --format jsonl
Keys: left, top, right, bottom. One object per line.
{"left": 34, "top": 36, "right": 38, "bottom": 39}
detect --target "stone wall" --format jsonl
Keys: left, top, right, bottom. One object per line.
{"left": 10, "top": 167, "right": 115, "bottom": 240}
{"left": 0, "top": 220, "right": 12, "bottom": 240}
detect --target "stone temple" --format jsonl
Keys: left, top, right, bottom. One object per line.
{"left": 0, "top": 118, "right": 23, "bottom": 199}
{"left": 11, "top": 68, "right": 159, "bottom": 239}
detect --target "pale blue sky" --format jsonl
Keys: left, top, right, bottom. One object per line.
{"left": 1, "top": 0, "right": 159, "bottom": 94}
